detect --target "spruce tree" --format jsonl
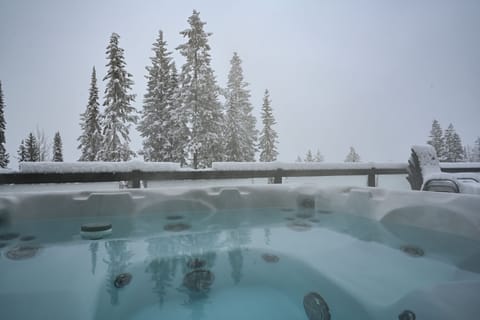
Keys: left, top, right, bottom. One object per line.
{"left": 443, "top": 124, "right": 454, "bottom": 161}
{"left": 177, "top": 10, "right": 224, "bottom": 168}
{"left": 295, "top": 156, "right": 302, "bottom": 162}
{"left": 473, "top": 137, "right": 480, "bottom": 162}
{"left": 314, "top": 149, "right": 324, "bottom": 162}
{"left": 101, "top": 32, "right": 138, "bottom": 161}
{"left": 78, "top": 67, "right": 102, "bottom": 161}
{"left": 427, "top": 119, "right": 444, "bottom": 160}
{"left": 224, "top": 52, "right": 257, "bottom": 161}
{"left": 259, "top": 89, "right": 278, "bottom": 162}
{"left": 138, "top": 31, "right": 187, "bottom": 163}
{"left": 444, "top": 124, "right": 464, "bottom": 162}
{"left": 53, "top": 131, "right": 63, "bottom": 162}
{"left": 17, "top": 140, "right": 26, "bottom": 162}
{"left": 24, "top": 133, "right": 40, "bottom": 162}
{"left": 452, "top": 131, "right": 464, "bottom": 162}
{"left": 35, "top": 127, "right": 50, "bottom": 161}
{"left": 0, "top": 81, "right": 9, "bottom": 168}
{"left": 304, "top": 149, "right": 314, "bottom": 162}
{"left": 167, "top": 62, "right": 189, "bottom": 165}
{"left": 345, "top": 147, "right": 360, "bottom": 162}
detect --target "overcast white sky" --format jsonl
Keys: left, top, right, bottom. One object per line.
{"left": 1, "top": 0, "right": 479, "bottom": 167}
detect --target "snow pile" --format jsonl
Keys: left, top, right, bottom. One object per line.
{"left": 19, "top": 161, "right": 180, "bottom": 173}
{"left": 212, "top": 161, "right": 407, "bottom": 171}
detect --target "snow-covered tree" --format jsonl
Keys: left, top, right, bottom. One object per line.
{"left": 472, "top": 137, "right": 480, "bottom": 162}
{"left": 295, "top": 156, "right": 302, "bottom": 162}
{"left": 304, "top": 149, "right": 323, "bottom": 162}
{"left": 138, "top": 31, "right": 188, "bottom": 164}
{"left": 345, "top": 146, "right": 361, "bottom": 162}
{"left": 304, "top": 149, "right": 314, "bottom": 162}
{"left": 314, "top": 150, "right": 324, "bottom": 162}
{"left": 177, "top": 10, "right": 224, "bottom": 168}
{"left": 427, "top": 119, "right": 444, "bottom": 160}
{"left": 167, "top": 63, "right": 189, "bottom": 165}
{"left": 259, "top": 89, "right": 278, "bottom": 162}
{"left": 224, "top": 52, "right": 257, "bottom": 161}
{"left": 35, "top": 127, "right": 51, "bottom": 161}
{"left": 24, "top": 133, "right": 40, "bottom": 162}
{"left": 463, "top": 145, "right": 475, "bottom": 162}
{"left": 452, "top": 132, "right": 464, "bottom": 162}
{"left": 52, "top": 131, "right": 63, "bottom": 162}
{"left": 0, "top": 81, "right": 9, "bottom": 168}
{"left": 444, "top": 123, "right": 464, "bottom": 162}
{"left": 17, "top": 140, "right": 26, "bottom": 162}
{"left": 101, "top": 32, "right": 138, "bottom": 161}
{"left": 78, "top": 67, "right": 102, "bottom": 161}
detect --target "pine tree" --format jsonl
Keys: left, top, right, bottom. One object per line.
{"left": 17, "top": 140, "right": 26, "bottom": 162}
{"left": 473, "top": 137, "right": 480, "bottom": 162}
{"left": 24, "top": 133, "right": 40, "bottom": 162}
{"left": 295, "top": 156, "right": 302, "bottom": 162}
{"left": 35, "top": 127, "right": 50, "bottom": 161}
{"left": 259, "top": 89, "right": 278, "bottom": 162}
{"left": 138, "top": 31, "right": 187, "bottom": 163}
{"left": 78, "top": 67, "right": 102, "bottom": 161}
{"left": 101, "top": 32, "right": 138, "bottom": 161}
{"left": 304, "top": 149, "right": 314, "bottom": 162}
{"left": 463, "top": 145, "right": 472, "bottom": 162}
{"left": 53, "top": 131, "right": 63, "bottom": 162}
{"left": 0, "top": 81, "right": 9, "bottom": 168}
{"left": 427, "top": 119, "right": 444, "bottom": 160}
{"left": 314, "top": 149, "right": 324, "bottom": 162}
{"left": 345, "top": 146, "right": 360, "bottom": 162}
{"left": 167, "top": 63, "right": 189, "bottom": 165}
{"left": 224, "top": 52, "right": 257, "bottom": 161}
{"left": 452, "top": 131, "right": 464, "bottom": 162}
{"left": 444, "top": 124, "right": 464, "bottom": 162}
{"left": 177, "top": 10, "right": 225, "bottom": 168}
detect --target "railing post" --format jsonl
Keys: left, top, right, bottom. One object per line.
{"left": 367, "top": 168, "right": 376, "bottom": 187}
{"left": 131, "top": 170, "right": 141, "bottom": 189}
{"left": 273, "top": 169, "right": 283, "bottom": 184}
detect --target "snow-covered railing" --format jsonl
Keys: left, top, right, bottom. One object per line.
{"left": 0, "top": 160, "right": 479, "bottom": 189}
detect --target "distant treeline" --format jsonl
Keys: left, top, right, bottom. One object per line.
{"left": 427, "top": 120, "right": 480, "bottom": 162}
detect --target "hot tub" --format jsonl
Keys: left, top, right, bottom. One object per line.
{"left": 0, "top": 185, "right": 479, "bottom": 320}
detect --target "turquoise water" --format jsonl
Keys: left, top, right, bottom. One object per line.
{"left": 1, "top": 207, "right": 479, "bottom": 319}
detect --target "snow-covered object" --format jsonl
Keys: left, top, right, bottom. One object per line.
{"left": 19, "top": 161, "right": 180, "bottom": 173}
{"left": 212, "top": 161, "right": 407, "bottom": 171}
{"left": 440, "top": 162, "right": 480, "bottom": 169}
{"left": 411, "top": 145, "right": 440, "bottom": 176}
{"left": 409, "top": 145, "right": 480, "bottom": 194}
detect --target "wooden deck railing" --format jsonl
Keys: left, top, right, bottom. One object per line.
{"left": 1, "top": 162, "right": 479, "bottom": 189}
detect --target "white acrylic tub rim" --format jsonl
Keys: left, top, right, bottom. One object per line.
{"left": 1, "top": 184, "right": 480, "bottom": 242}
{"left": 1, "top": 185, "right": 480, "bottom": 320}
